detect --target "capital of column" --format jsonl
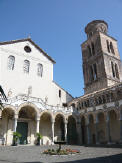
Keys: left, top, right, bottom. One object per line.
{"left": 14, "top": 114, "right": 18, "bottom": 119}
{"left": 36, "top": 116, "right": 40, "bottom": 121}
{"left": 64, "top": 120, "right": 68, "bottom": 124}
{"left": 51, "top": 119, "right": 55, "bottom": 124}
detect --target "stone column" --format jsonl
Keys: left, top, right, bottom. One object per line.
{"left": 0, "top": 109, "right": 2, "bottom": 119}
{"left": 106, "top": 114, "right": 111, "bottom": 144}
{"left": 120, "top": 111, "right": 122, "bottom": 143}
{"left": 36, "top": 118, "right": 40, "bottom": 133}
{"left": 95, "top": 115, "right": 99, "bottom": 144}
{"left": 13, "top": 114, "right": 18, "bottom": 132}
{"left": 51, "top": 119, "right": 55, "bottom": 144}
{"left": 76, "top": 119, "right": 82, "bottom": 145}
{"left": 12, "top": 114, "right": 18, "bottom": 146}
{"left": 64, "top": 120, "right": 68, "bottom": 142}
{"left": 86, "top": 120, "right": 90, "bottom": 144}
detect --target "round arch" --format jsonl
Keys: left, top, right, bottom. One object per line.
{"left": 88, "top": 113, "right": 95, "bottom": 144}
{"left": 80, "top": 115, "right": 87, "bottom": 144}
{"left": 67, "top": 115, "right": 77, "bottom": 145}
{"left": 97, "top": 111, "right": 105, "bottom": 123}
{"left": 1, "top": 105, "right": 16, "bottom": 145}
{"left": 16, "top": 103, "right": 39, "bottom": 145}
{"left": 107, "top": 107, "right": 119, "bottom": 119}
{"left": 97, "top": 111, "right": 106, "bottom": 144}
{"left": 39, "top": 111, "right": 53, "bottom": 145}
{"left": 2, "top": 105, "right": 17, "bottom": 115}
{"left": 67, "top": 114, "right": 77, "bottom": 123}
{"left": 88, "top": 113, "right": 95, "bottom": 124}
{"left": 17, "top": 102, "right": 39, "bottom": 116}
{"left": 54, "top": 112, "right": 66, "bottom": 123}
{"left": 54, "top": 113, "right": 65, "bottom": 141}
{"left": 108, "top": 109, "right": 119, "bottom": 143}
{"left": 40, "top": 110, "right": 53, "bottom": 122}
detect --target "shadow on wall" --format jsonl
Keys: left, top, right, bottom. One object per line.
{"left": 66, "top": 92, "right": 73, "bottom": 104}
{"left": 21, "top": 154, "right": 122, "bottom": 163}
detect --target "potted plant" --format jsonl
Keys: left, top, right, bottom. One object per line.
{"left": 12, "top": 131, "right": 22, "bottom": 146}
{"left": 36, "top": 133, "right": 42, "bottom": 145}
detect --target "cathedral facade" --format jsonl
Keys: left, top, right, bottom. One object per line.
{"left": 0, "top": 38, "right": 75, "bottom": 145}
{"left": 0, "top": 20, "right": 122, "bottom": 146}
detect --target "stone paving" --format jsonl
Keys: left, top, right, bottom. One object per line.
{"left": 0, "top": 145, "right": 122, "bottom": 163}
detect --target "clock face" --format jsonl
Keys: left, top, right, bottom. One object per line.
{"left": 24, "top": 46, "right": 31, "bottom": 53}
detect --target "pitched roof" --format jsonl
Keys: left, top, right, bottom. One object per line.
{"left": 0, "top": 38, "right": 56, "bottom": 64}
{"left": 53, "top": 81, "right": 73, "bottom": 99}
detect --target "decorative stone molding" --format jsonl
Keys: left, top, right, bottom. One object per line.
{"left": 1, "top": 95, "right": 73, "bottom": 115}
{"left": 115, "top": 101, "right": 119, "bottom": 109}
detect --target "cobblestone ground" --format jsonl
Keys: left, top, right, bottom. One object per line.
{"left": 0, "top": 145, "right": 122, "bottom": 163}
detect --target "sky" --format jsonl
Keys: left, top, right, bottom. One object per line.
{"left": 0, "top": 0, "right": 122, "bottom": 98}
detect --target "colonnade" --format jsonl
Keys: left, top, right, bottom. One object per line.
{"left": 0, "top": 104, "right": 122, "bottom": 146}
{"left": 82, "top": 109, "right": 122, "bottom": 145}
{"left": 12, "top": 113, "right": 69, "bottom": 145}
{"left": 0, "top": 104, "right": 75, "bottom": 145}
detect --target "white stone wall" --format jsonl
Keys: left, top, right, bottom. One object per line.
{"left": 0, "top": 40, "right": 73, "bottom": 106}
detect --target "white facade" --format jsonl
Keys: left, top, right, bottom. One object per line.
{"left": 0, "top": 39, "right": 73, "bottom": 106}
{"left": 0, "top": 39, "right": 75, "bottom": 146}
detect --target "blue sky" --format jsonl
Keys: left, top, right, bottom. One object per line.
{"left": 0, "top": 0, "right": 122, "bottom": 98}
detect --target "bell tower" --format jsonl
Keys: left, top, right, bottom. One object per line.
{"left": 82, "top": 20, "right": 122, "bottom": 94}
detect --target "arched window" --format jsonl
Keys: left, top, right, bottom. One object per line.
{"left": 90, "top": 65, "right": 94, "bottom": 81}
{"left": 81, "top": 102, "right": 84, "bottom": 108}
{"left": 7, "top": 55, "right": 15, "bottom": 70}
{"left": 23, "top": 60, "right": 30, "bottom": 73}
{"left": 98, "top": 96, "right": 102, "bottom": 104}
{"left": 91, "top": 42, "right": 95, "bottom": 55}
{"left": 115, "top": 63, "right": 119, "bottom": 79}
{"left": 88, "top": 45, "right": 92, "bottom": 57}
{"left": 37, "top": 63, "right": 43, "bottom": 77}
{"left": 111, "top": 61, "right": 115, "bottom": 78}
{"left": 93, "top": 63, "right": 97, "bottom": 80}
{"left": 110, "top": 42, "right": 115, "bottom": 54}
{"left": 106, "top": 40, "right": 110, "bottom": 53}
{"left": 89, "top": 63, "right": 97, "bottom": 81}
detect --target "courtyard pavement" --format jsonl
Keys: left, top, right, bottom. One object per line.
{"left": 0, "top": 145, "right": 122, "bottom": 163}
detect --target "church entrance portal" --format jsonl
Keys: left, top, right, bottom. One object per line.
{"left": 16, "top": 122, "right": 28, "bottom": 144}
